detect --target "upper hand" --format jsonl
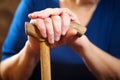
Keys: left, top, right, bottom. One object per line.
{"left": 28, "top": 8, "right": 80, "bottom": 48}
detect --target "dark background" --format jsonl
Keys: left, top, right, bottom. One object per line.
{"left": 0, "top": 0, "right": 20, "bottom": 60}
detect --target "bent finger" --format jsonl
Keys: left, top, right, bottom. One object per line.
{"left": 30, "top": 19, "right": 47, "bottom": 38}
{"left": 28, "top": 8, "right": 63, "bottom": 19}
{"left": 51, "top": 15, "right": 62, "bottom": 41}
{"left": 61, "top": 12, "right": 70, "bottom": 36}
{"left": 44, "top": 18, "right": 54, "bottom": 44}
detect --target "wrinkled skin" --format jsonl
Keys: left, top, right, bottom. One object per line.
{"left": 27, "top": 8, "right": 81, "bottom": 55}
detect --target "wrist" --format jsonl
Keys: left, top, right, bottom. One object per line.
{"left": 69, "top": 35, "right": 91, "bottom": 56}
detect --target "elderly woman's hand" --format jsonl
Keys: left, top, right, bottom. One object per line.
{"left": 28, "top": 8, "right": 80, "bottom": 49}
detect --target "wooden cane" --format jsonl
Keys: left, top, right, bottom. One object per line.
{"left": 25, "top": 22, "right": 86, "bottom": 80}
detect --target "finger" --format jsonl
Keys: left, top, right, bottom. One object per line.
{"left": 61, "top": 8, "right": 80, "bottom": 23}
{"left": 28, "top": 10, "right": 51, "bottom": 19}
{"left": 61, "top": 12, "right": 70, "bottom": 36}
{"left": 44, "top": 18, "right": 54, "bottom": 44}
{"left": 51, "top": 15, "right": 61, "bottom": 41}
{"left": 30, "top": 19, "right": 47, "bottom": 38}
{"left": 28, "top": 8, "right": 63, "bottom": 19}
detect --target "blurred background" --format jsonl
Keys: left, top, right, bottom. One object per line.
{"left": 0, "top": 0, "right": 20, "bottom": 60}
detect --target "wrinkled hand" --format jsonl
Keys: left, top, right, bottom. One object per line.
{"left": 28, "top": 8, "right": 80, "bottom": 49}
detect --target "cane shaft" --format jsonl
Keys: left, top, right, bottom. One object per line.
{"left": 40, "top": 41, "right": 51, "bottom": 80}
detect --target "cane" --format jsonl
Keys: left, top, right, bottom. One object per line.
{"left": 25, "top": 22, "right": 86, "bottom": 80}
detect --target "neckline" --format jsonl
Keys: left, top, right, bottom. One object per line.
{"left": 86, "top": 0, "right": 102, "bottom": 27}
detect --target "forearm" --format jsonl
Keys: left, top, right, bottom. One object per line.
{"left": 71, "top": 35, "right": 120, "bottom": 79}
{"left": 1, "top": 41, "right": 39, "bottom": 80}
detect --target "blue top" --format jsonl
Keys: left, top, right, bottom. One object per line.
{"left": 2, "top": 0, "right": 120, "bottom": 80}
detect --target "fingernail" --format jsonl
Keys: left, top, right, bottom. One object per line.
{"left": 50, "top": 39, "right": 54, "bottom": 44}
{"left": 43, "top": 33, "right": 47, "bottom": 38}
{"left": 55, "top": 37, "right": 60, "bottom": 41}
{"left": 62, "top": 31, "right": 66, "bottom": 36}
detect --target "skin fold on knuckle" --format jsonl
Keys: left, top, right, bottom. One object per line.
{"left": 52, "top": 16, "right": 61, "bottom": 36}
{"left": 56, "top": 17, "right": 62, "bottom": 41}
{"left": 37, "top": 19, "right": 46, "bottom": 38}
{"left": 44, "top": 18, "right": 54, "bottom": 43}
{"left": 61, "top": 13, "right": 70, "bottom": 35}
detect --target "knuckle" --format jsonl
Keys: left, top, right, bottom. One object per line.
{"left": 45, "top": 8, "right": 53, "bottom": 14}
{"left": 56, "top": 16, "right": 61, "bottom": 21}
{"left": 33, "top": 11, "right": 38, "bottom": 14}
{"left": 52, "top": 16, "right": 61, "bottom": 22}
{"left": 64, "top": 12, "right": 69, "bottom": 16}
{"left": 34, "top": 19, "right": 45, "bottom": 30}
{"left": 44, "top": 18, "right": 52, "bottom": 23}
{"left": 54, "top": 8, "right": 59, "bottom": 10}
{"left": 30, "top": 19, "right": 35, "bottom": 24}
{"left": 45, "top": 8, "right": 52, "bottom": 11}
{"left": 62, "top": 8, "right": 69, "bottom": 12}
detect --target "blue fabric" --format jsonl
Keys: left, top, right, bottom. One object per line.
{"left": 2, "top": 0, "right": 120, "bottom": 80}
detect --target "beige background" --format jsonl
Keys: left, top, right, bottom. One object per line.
{"left": 0, "top": 0, "right": 20, "bottom": 60}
